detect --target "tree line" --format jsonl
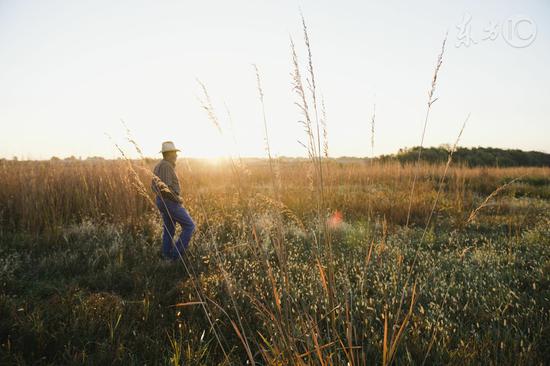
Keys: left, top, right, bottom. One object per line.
{"left": 378, "top": 146, "right": 550, "bottom": 167}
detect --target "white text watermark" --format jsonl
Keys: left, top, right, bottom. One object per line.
{"left": 455, "top": 13, "right": 537, "bottom": 49}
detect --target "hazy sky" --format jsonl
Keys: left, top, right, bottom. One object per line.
{"left": 1, "top": 0, "right": 549, "bottom": 159}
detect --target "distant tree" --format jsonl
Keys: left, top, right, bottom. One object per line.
{"left": 378, "top": 146, "right": 550, "bottom": 167}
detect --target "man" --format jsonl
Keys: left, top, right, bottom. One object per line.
{"left": 151, "top": 141, "right": 195, "bottom": 260}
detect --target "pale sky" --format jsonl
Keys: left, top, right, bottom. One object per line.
{"left": 1, "top": 0, "right": 549, "bottom": 159}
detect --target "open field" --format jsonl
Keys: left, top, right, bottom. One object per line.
{"left": 0, "top": 159, "right": 549, "bottom": 365}
{"left": 1, "top": 1, "right": 549, "bottom": 365}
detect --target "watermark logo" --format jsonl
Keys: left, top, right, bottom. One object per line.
{"left": 501, "top": 15, "right": 537, "bottom": 48}
{"left": 456, "top": 13, "right": 477, "bottom": 48}
{"left": 455, "top": 13, "right": 537, "bottom": 48}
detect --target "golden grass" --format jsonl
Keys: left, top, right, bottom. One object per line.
{"left": 1, "top": 158, "right": 547, "bottom": 235}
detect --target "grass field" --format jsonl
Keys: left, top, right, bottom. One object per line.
{"left": 1, "top": 14, "right": 549, "bottom": 365}
{"left": 0, "top": 158, "right": 549, "bottom": 365}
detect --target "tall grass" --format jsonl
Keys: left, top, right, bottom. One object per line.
{"left": 406, "top": 34, "right": 448, "bottom": 228}
{"left": 1, "top": 158, "right": 549, "bottom": 364}
{"left": 1, "top": 159, "right": 548, "bottom": 235}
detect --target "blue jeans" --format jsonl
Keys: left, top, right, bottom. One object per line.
{"left": 155, "top": 196, "right": 196, "bottom": 260}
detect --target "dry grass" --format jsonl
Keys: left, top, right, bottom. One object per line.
{"left": 1, "top": 158, "right": 549, "bottom": 365}
{"left": 0, "top": 158, "right": 548, "bottom": 234}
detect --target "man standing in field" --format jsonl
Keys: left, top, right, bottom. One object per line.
{"left": 151, "top": 141, "right": 195, "bottom": 260}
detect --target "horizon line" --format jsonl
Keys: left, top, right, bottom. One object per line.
{"left": 2, "top": 145, "right": 549, "bottom": 162}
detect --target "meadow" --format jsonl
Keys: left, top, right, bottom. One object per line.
{"left": 1, "top": 14, "right": 549, "bottom": 366}
{"left": 0, "top": 158, "right": 549, "bottom": 365}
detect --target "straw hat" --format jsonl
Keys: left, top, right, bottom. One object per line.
{"left": 160, "top": 141, "right": 181, "bottom": 153}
